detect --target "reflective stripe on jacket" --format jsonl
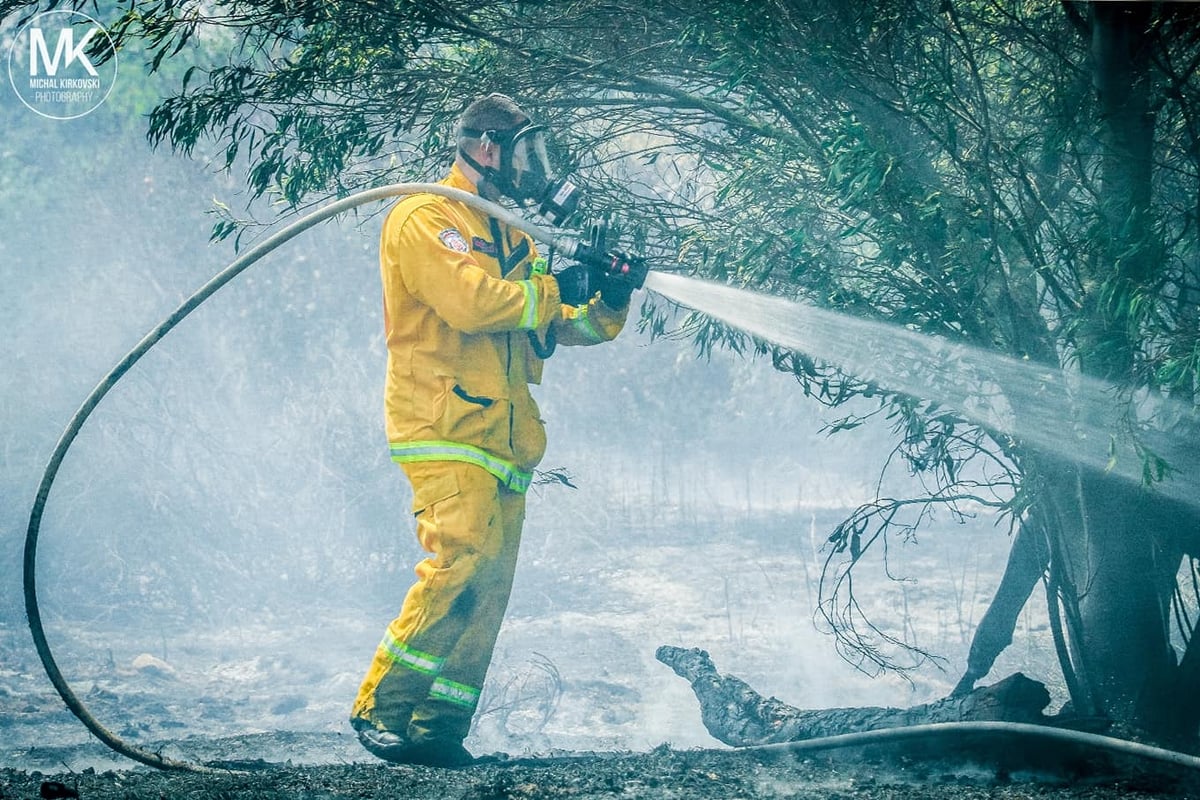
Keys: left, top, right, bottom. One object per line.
{"left": 380, "top": 164, "right": 627, "bottom": 491}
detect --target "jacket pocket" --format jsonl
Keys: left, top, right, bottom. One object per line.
{"left": 452, "top": 384, "right": 494, "bottom": 407}
{"left": 436, "top": 377, "right": 504, "bottom": 446}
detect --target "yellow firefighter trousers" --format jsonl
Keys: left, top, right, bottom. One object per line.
{"left": 351, "top": 460, "right": 525, "bottom": 744}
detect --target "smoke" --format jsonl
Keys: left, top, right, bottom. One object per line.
{"left": 3, "top": 104, "right": 1027, "bottom": 764}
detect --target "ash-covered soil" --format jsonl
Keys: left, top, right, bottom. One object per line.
{"left": 4, "top": 509, "right": 1191, "bottom": 798}
{"left": 3, "top": 739, "right": 1198, "bottom": 800}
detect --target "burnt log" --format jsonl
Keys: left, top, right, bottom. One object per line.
{"left": 656, "top": 645, "right": 1051, "bottom": 747}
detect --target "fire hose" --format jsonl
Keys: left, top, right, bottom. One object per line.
{"left": 22, "top": 184, "right": 1200, "bottom": 775}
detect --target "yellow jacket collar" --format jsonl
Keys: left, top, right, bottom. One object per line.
{"left": 445, "top": 161, "right": 479, "bottom": 194}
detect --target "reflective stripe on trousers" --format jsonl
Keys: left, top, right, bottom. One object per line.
{"left": 375, "top": 631, "right": 482, "bottom": 711}
{"left": 380, "top": 633, "right": 445, "bottom": 677}
{"left": 429, "top": 677, "right": 482, "bottom": 710}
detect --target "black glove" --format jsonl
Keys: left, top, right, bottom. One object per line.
{"left": 598, "top": 254, "right": 648, "bottom": 309}
{"left": 553, "top": 262, "right": 597, "bottom": 306}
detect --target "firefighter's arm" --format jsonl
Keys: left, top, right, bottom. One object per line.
{"left": 387, "top": 203, "right": 559, "bottom": 334}
{"left": 553, "top": 294, "right": 628, "bottom": 347}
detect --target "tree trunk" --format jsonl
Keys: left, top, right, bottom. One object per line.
{"left": 1053, "top": 3, "right": 1191, "bottom": 743}
{"left": 1070, "top": 474, "right": 1177, "bottom": 728}
{"left": 957, "top": 462, "right": 1199, "bottom": 742}
{"left": 656, "top": 645, "right": 1050, "bottom": 748}
{"left": 1079, "top": 2, "right": 1156, "bottom": 373}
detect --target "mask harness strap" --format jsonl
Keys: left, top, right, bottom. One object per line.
{"left": 459, "top": 125, "right": 523, "bottom": 203}
{"left": 457, "top": 145, "right": 504, "bottom": 202}
{"left": 457, "top": 143, "right": 494, "bottom": 184}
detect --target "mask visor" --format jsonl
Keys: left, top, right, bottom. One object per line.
{"left": 509, "top": 126, "right": 553, "bottom": 200}
{"left": 510, "top": 125, "right": 581, "bottom": 225}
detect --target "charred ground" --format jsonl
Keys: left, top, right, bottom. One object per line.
{"left": 3, "top": 741, "right": 1198, "bottom": 800}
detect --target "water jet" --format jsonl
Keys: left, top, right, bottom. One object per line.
{"left": 643, "top": 271, "right": 1197, "bottom": 508}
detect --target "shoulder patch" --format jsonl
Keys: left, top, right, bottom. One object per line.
{"left": 438, "top": 228, "right": 470, "bottom": 253}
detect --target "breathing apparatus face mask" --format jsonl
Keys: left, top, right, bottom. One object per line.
{"left": 461, "top": 123, "right": 582, "bottom": 226}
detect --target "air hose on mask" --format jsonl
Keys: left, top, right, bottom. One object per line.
{"left": 23, "top": 184, "right": 1200, "bottom": 777}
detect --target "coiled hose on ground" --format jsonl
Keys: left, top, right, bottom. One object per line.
{"left": 22, "top": 184, "right": 1200, "bottom": 776}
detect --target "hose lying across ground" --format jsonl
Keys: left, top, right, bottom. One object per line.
{"left": 22, "top": 185, "right": 1200, "bottom": 776}
{"left": 747, "top": 721, "right": 1200, "bottom": 772}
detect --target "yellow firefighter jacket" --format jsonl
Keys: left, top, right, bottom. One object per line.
{"left": 380, "top": 163, "right": 627, "bottom": 493}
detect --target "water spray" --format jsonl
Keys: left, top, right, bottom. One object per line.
{"left": 24, "top": 184, "right": 1199, "bottom": 775}
{"left": 644, "top": 271, "right": 1198, "bottom": 507}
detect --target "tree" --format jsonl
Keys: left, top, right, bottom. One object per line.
{"left": 5, "top": 0, "right": 1197, "bottom": 744}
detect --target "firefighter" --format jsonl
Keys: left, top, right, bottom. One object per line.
{"left": 350, "top": 94, "right": 639, "bottom": 768}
